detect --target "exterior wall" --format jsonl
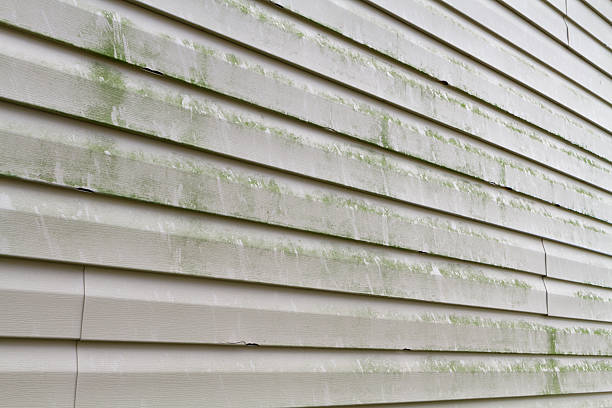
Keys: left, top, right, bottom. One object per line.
{"left": 0, "top": 0, "right": 610, "bottom": 406}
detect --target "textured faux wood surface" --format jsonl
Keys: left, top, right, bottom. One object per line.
{"left": 0, "top": 258, "right": 83, "bottom": 338}
{"left": 0, "top": 0, "right": 610, "bottom": 406}
{"left": 75, "top": 343, "right": 612, "bottom": 406}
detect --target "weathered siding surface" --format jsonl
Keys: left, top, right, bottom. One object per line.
{"left": 0, "top": 0, "right": 610, "bottom": 405}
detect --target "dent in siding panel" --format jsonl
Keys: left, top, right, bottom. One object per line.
{"left": 0, "top": 17, "right": 609, "bottom": 221}
{"left": 0, "top": 340, "right": 76, "bottom": 407}
{"left": 544, "top": 240, "right": 612, "bottom": 288}
{"left": 76, "top": 343, "right": 612, "bottom": 406}
{"left": 80, "top": 266, "right": 612, "bottom": 356}
{"left": 437, "top": 0, "right": 612, "bottom": 104}
{"left": 2, "top": 103, "right": 609, "bottom": 257}
{"left": 546, "top": 278, "right": 612, "bottom": 323}
{"left": 81, "top": 267, "right": 546, "bottom": 352}
{"left": 0, "top": 257, "right": 83, "bottom": 338}
{"left": 0, "top": 178, "right": 546, "bottom": 311}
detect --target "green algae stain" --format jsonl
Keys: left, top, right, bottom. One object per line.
{"left": 86, "top": 63, "right": 127, "bottom": 126}
{"left": 541, "top": 359, "right": 562, "bottom": 395}
{"left": 575, "top": 291, "right": 606, "bottom": 302}
{"left": 95, "top": 10, "right": 131, "bottom": 61}
{"left": 379, "top": 115, "right": 391, "bottom": 148}
{"left": 546, "top": 327, "right": 557, "bottom": 354}
{"left": 225, "top": 53, "right": 241, "bottom": 66}
{"left": 221, "top": 0, "right": 305, "bottom": 38}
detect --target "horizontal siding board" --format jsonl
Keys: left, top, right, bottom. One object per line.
{"left": 0, "top": 0, "right": 609, "bottom": 404}
{"left": 0, "top": 178, "right": 545, "bottom": 311}
{"left": 331, "top": 392, "right": 612, "bottom": 407}
{"left": 546, "top": 278, "right": 612, "bottom": 323}
{"left": 499, "top": 0, "right": 612, "bottom": 74}
{"left": 2, "top": 103, "right": 609, "bottom": 257}
{"left": 544, "top": 240, "right": 612, "bottom": 288}
{"left": 4, "top": 0, "right": 606, "bottom": 194}
{"left": 582, "top": 0, "right": 612, "bottom": 24}
{"left": 545, "top": 0, "right": 568, "bottom": 14}
{"left": 566, "top": 19, "right": 612, "bottom": 74}
{"left": 503, "top": 0, "right": 612, "bottom": 77}
{"left": 366, "top": 0, "right": 612, "bottom": 147}
{"left": 0, "top": 257, "right": 83, "bottom": 338}
{"left": 1, "top": 12, "right": 610, "bottom": 226}
{"left": 436, "top": 0, "right": 612, "bottom": 102}
{"left": 497, "top": 0, "right": 569, "bottom": 44}
{"left": 0, "top": 340, "right": 76, "bottom": 407}
{"left": 81, "top": 266, "right": 546, "bottom": 351}
{"left": 124, "top": 0, "right": 612, "bottom": 177}
{"left": 82, "top": 266, "right": 612, "bottom": 356}
{"left": 76, "top": 343, "right": 612, "bottom": 406}
{"left": 566, "top": 0, "right": 612, "bottom": 49}
{"left": 0, "top": 139, "right": 550, "bottom": 272}
{"left": 271, "top": 0, "right": 611, "bottom": 160}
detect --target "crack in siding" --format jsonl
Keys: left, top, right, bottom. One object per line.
{"left": 79, "top": 266, "right": 86, "bottom": 339}
{"left": 73, "top": 341, "right": 79, "bottom": 408}
{"left": 74, "top": 265, "right": 86, "bottom": 408}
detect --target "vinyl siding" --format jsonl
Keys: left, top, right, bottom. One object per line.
{"left": 0, "top": 0, "right": 610, "bottom": 406}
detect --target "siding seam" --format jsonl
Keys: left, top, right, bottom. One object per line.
{"left": 564, "top": 0, "right": 571, "bottom": 46}
{"left": 73, "top": 341, "right": 79, "bottom": 408}
{"left": 73, "top": 265, "right": 85, "bottom": 408}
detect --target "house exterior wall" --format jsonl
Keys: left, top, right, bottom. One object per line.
{"left": 0, "top": 0, "right": 610, "bottom": 405}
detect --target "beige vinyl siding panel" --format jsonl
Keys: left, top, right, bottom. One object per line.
{"left": 3, "top": 0, "right": 609, "bottom": 173}
{"left": 127, "top": 0, "right": 612, "bottom": 172}
{"left": 544, "top": 240, "right": 612, "bottom": 288}
{"left": 339, "top": 393, "right": 612, "bottom": 407}
{"left": 1, "top": 2, "right": 610, "bottom": 191}
{"left": 434, "top": 0, "right": 612, "bottom": 104}
{"left": 0, "top": 178, "right": 546, "bottom": 288}
{"left": 545, "top": 0, "right": 568, "bottom": 14}
{"left": 564, "top": 16, "right": 612, "bottom": 77}
{"left": 1, "top": 101, "right": 609, "bottom": 256}
{"left": 565, "top": 0, "right": 612, "bottom": 50}
{"left": 493, "top": 0, "right": 612, "bottom": 75}
{"left": 0, "top": 340, "right": 77, "bottom": 408}
{"left": 270, "top": 0, "right": 611, "bottom": 161}
{"left": 364, "top": 0, "right": 612, "bottom": 160}
{"left": 0, "top": 258, "right": 83, "bottom": 339}
{"left": 546, "top": 278, "right": 612, "bottom": 323}
{"left": 2, "top": 1, "right": 611, "bottom": 227}
{"left": 74, "top": 343, "right": 612, "bottom": 406}
{"left": 1, "top": 0, "right": 611, "bottom": 406}
{"left": 82, "top": 266, "right": 612, "bottom": 356}
{"left": 500, "top": 0, "right": 612, "bottom": 84}
{"left": 498, "top": 0, "right": 569, "bottom": 45}
{"left": 580, "top": 0, "right": 612, "bottom": 27}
